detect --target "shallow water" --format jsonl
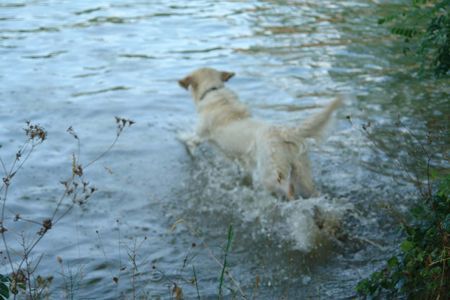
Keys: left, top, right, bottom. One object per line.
{"left": 0, "top": 0, "right": 448, "bottom": 299}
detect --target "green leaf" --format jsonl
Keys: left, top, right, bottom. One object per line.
{"left": 388, "top": 256, "right": 399, "bottom": 268}
{"left": 429, "top": 169, "right": 439, "bottom": 179}
{"left": 401, "top": 240, "right": 414, "bottom": 253}
{"left": 416, "top": 251, "right": 425, "bottom": 263}
{"left": 0, "top": 282, "right": 9, "bottom": 300}
{"left": 437, "top": 175, "right": 450, "bottom": 198}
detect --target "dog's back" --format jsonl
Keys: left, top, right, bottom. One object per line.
{"left": 197, "top": 88, "right": 250, "bottom": 133}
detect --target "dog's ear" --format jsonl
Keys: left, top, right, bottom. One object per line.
{"left": 221, "top": 71, "right": 235, "bottom": 82}
{"left": 178, "top": 76, "right": 192, "bottom": 90}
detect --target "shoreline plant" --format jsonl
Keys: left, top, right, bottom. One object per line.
{"left": 356, "top": 175, "right": 449, "bottom": 298}
{"left": 0, "top": 118, "right": 134, "bottom": 299}
{"left": 379, "top": 0, "right": 449, "bottom": 76}
{"left": 355, "top": 117, "right": 449, "bottom": 298}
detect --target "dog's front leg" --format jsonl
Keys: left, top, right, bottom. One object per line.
{"left": 177, "top": 132, "right": 203, "bottom": 157}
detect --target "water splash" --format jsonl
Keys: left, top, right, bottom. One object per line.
{"left": 181, "top": 144, "right": 352, "bottom": 252}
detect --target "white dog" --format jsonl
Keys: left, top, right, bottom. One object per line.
{"left": 178, "top": 68, "right": 342, "bottom": 200}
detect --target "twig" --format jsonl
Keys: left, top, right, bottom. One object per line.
{"left": 0, "top": 119, "right": 132, "bottom": 299}
{"left": 1, "top": 186, "right": 15, "bottom": 274}
{"left": 357, "top": 236, "right": 385, "bottom": 251}
{"left": 193, "top": 266, "right": 201, "bottom": 300}
{"left": 83, "top": 134, "right": 120, "bottom": 170}
{"left": 0, "top": 156, "right": 7, "bottom": 176}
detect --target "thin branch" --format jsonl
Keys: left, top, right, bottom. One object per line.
{"left": 1, "top": 185, "right": 16, "bottom": 274}
{"left": 0, "top": 156, "right": 7, "bottom": 176}
{"left": 84, "top": 134, "right": 120, "bottom": 170}
{"left": 193, "top": 266, "right": 201, "bottom": 300}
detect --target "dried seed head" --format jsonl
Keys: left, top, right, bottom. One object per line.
{"left": 38, "top": 219, "right": 52, "bottom": 235}
{"left": 43, "top": 219, "right": 52, "bottom": 230}
{"left": 67, "top": 126, "right": 79, "bottom": 140}
{"left": 114, "top": 117, "right": 135, "bottom": 136}
{"left": 24, "top": 122, "right": 47, "bottom": 142}
{"left": 73, "top": 164, "right": 83, "bottom": 177}
{"left": 12, "top": 269, "right": 26, "bottom": 284}
{"left": 72, "top": 154, "right": 83, "bottom": 176}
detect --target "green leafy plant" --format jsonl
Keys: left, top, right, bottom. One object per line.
{"left": 0, "top": 274, "right": 10, "bottom": 300}
{"left": 356, "top": 175, "right": 449, "bottom": 298}
{"left": 218, "top": 224, "right": 234, "bottom": 299}
{"left": 379, "top": 0, "right": 450, "bottom": 76}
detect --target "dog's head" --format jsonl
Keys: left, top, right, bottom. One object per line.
{"left": 178, "top": 68, "right": 235, "bottom": 103}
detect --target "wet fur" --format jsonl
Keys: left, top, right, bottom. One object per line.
{"left": 179, "top": 68, "right": 342, "bottom": 200}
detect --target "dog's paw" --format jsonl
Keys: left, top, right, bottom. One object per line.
{"left": 177, "top": 132, "right": 202, "bottom": 157}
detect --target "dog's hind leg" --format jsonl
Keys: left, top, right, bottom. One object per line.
{"left": 290, "top": 153, "right": 315, "bottom": 198}
{"left": 260, "top": 158, "right": 298, "bottom": 200}
{"left": 256, "top": 148, "right": 290, "bottom": 199}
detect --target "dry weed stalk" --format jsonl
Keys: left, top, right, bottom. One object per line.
{"left": 0, "top": 118, "right": 133, "bottom": 299}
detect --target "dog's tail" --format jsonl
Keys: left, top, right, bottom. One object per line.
{"left": 293, "top": 97, "right": 343, "bottom": 141}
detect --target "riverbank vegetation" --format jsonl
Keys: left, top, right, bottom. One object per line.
{"left": 356, "top": 1, "right": 449, "bottom": 297}
{"left": 380, "top": 0, "right": 449, "bottom": 76}
{"left": 356, "top": 175, "right": 449, "bottom": 298}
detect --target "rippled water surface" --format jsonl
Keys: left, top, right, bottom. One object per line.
{"left": 1, "top": 0, "right": 448, "bottom": 299}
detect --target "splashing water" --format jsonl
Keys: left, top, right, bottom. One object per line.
{"left": 179, "top": 142, "right": 353, "bottom": 252}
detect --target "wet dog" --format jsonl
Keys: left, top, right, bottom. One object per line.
{"left": 178, "top": 67, "right": 341, "bottom": 200}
